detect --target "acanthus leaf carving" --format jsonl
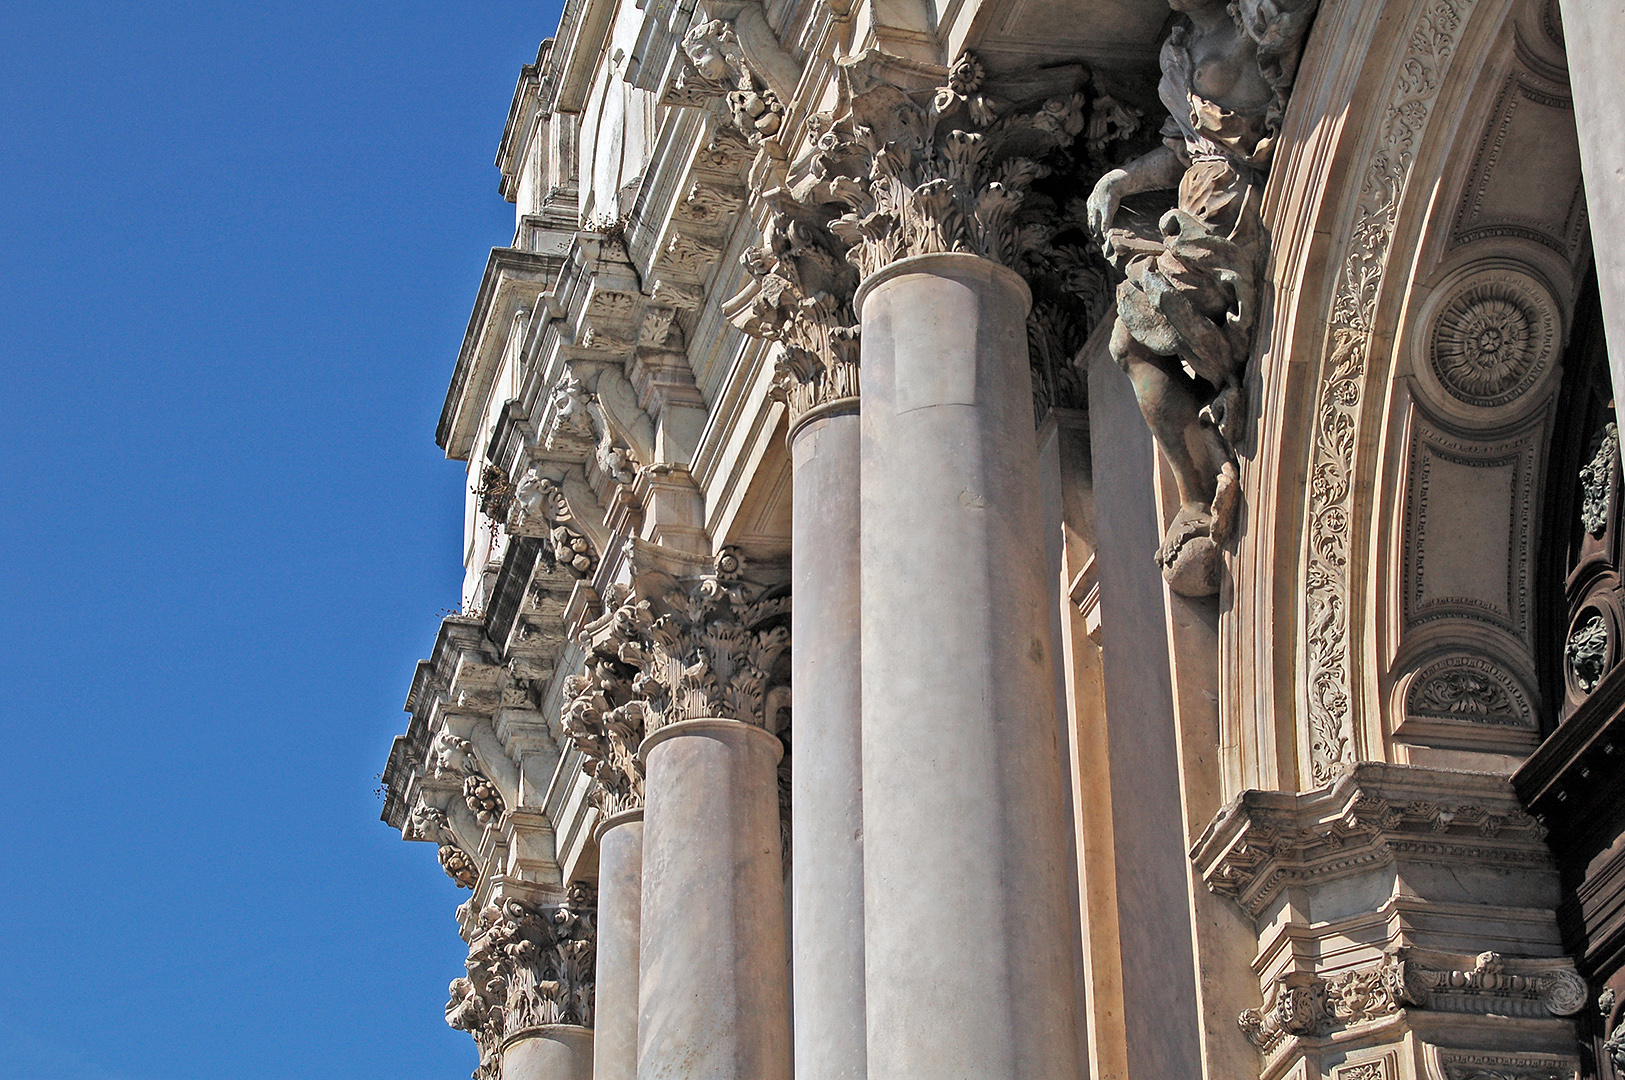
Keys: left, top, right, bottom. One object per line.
{"left": 447, "top": 884, "right": 599, "bottom": 1076}
{"left": 1302, "top": 0, "right": 1474, "bottom": 783}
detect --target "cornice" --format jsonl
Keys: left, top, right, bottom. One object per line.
{"left": 1192, "top": 763, "right": 1551, "bottom": 920}
{"left": 438, "top": 247, "right": 565, "bottom": 458}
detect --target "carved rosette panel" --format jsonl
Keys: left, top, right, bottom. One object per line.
{"left": 446, "top": 884, "right": 599, "bottom": 1078}
{"left": 1418, "top": 267, "right": 1561, "bottom": 420}
{"left": 1404, "top": 654, "right": 1534, "bottom": 728}
{"left": 1430, "top": 275, "right": 1557, "bottom": 408}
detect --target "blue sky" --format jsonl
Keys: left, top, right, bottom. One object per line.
{"left": 0, "top": 3, "right": 561, "bottom": 1077}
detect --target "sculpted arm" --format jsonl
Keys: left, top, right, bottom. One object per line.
{"left": 1085, "top": 144, "right": 1186, "bottom": 238}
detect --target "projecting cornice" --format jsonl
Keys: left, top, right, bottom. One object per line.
{"left": 439, "top": 247, "right": 565, "bottom": 459}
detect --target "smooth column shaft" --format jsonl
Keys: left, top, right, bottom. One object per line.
{"left": 857, "top": 252, "right": 1083, "bottom": 1080}
{"left": 502, "top": 1026, "right": 593, "bottom": 1080}
{"left": 789, "top": 407, "right": 866, "bottom": 1080}
{"left": 1559, "top": 0, "right": 1625, "bottom": 412}
{"left": 637, "top": 719, "right": 792, "bottom": 1080}
{"left": 594, "top": 813, "right": 643, "bottom": 1080}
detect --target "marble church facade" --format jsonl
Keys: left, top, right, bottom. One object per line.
{"left": 378, "top": 0, "right": 1625, "bottom": 1077}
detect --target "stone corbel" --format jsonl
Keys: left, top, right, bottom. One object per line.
{"left": 669, "top": 5, "right": 798, "bottom": 154}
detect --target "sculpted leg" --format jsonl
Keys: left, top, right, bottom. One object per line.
{"left": 1111, "top": 318, "right": 1238, "bottom": 594}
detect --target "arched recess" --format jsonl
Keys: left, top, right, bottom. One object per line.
{"left": 1222, "top": 0, "right": 1587, "bottom": 793}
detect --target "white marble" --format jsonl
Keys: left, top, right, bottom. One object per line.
{"left": 856, "top": 252, "right": 1082, "bottom": 1080}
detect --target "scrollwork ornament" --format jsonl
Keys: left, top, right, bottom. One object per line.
{"left": 1581, "top": 423, "right": 1618, "bottom": 537}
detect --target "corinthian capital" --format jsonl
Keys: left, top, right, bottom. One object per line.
{"left": 724, "top": 186, "right": 862, "bottom": 428}
{"left": 811, "top": 52, "right": 1104, "bottom": 281}
{"left": 447, "top": 885, "right": 599, "bottom": 1074}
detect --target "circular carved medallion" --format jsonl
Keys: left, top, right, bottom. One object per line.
{"left": 1429, "top": 272, "right": 1557, "bottom": 408}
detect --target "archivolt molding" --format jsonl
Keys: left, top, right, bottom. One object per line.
{"left": 1300, "top": 0, "right": 1483, "bottom": 787}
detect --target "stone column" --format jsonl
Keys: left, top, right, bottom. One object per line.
{"left": 1558, "top": 0, "right": 1625, "bottom": 410}
{"left": 638, "top": 718, "right": 793, "bottom": 1080}
{"left": 502, "top": 1028, "right": 593, "bottom": 1080}
{"left": 788, "top": 388, "right": 866, "bottom": 1080}
{"left": 592, "top": 811, "right": 643, "bottom": 1080}
{"left": 856, "top": 251, "right": 1083, "bottom": 1080}
{"left": 592, "top": 545, "right": 792, "bottom": 1080}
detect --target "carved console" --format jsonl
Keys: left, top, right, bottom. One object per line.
{"left": 1195, "top": 763, "right": 1583, "bottom": 1080}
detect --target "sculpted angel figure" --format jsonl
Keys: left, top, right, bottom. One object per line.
{"left": 1087, "top": 0, "right": 1317, "bottom": 594}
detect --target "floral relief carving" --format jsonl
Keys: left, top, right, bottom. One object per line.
{"left": 1429, "top": 272, "right": 1557, "bottom": 408}
{"left": 1405, "top": 655, "right": 1530, "bottom": 727}
{"left": 1581, "top": 423, "right": 1618, "bottom": 537}
{"left": 1303, "top": 0, "right": 1475, "bottom": 785}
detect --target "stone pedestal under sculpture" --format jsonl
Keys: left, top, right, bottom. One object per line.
{"left": 788, "top": 403, "right": 866, "bottom": 1080}
{"left": 637, "top": 718, "right": 792, "bottom": 1080}
{"left": 856, "top": 252, "right": 1083, "bottom": 1080}
{"left": 593, "top": 811, "right": 643, "bottom": 1080}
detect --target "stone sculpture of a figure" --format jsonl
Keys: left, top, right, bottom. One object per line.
{"left": 1087, "top": 0, "right": 1317, "bottom": 595}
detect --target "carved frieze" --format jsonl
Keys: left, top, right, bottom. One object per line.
{"left": 1303, "top": 0, "right": 1478, "bottom": 783}
{"left": 508, "top": 469, "right": 599, "bottom": 580}
{"left": 1240, "top": 951, "right": 1584, "bottom": 1057}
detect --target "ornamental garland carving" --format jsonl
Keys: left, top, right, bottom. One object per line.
{"left": 1086, "top": 0, "right": 1319, "bottom": 596}
{"left": 446, "top": 885, "right": 599, "bottom": 1079}
{"left": 1240, "top": 951, "right": 1586, "bottom": 1056}
{"left": 1302, "top": 0, "right": 1476, "bottom": 785}
{"left": 1580, "top": 423, "right": 1618, "bottom": 537}
{"left": 563, "top": 545, "right": 790, "bottom": 812}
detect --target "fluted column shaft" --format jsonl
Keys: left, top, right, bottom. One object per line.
{"left": 856, "top": 252, "right": 1083, "bottom": 1080}
{"left": 593, "top": 811, "right": 643, "bottom": 1080}
{"left": 636, "top": 718, "right": 792, "bottom": 1080}
{"left": 789, "top": 403, "right": 867, "bottom": 1080}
